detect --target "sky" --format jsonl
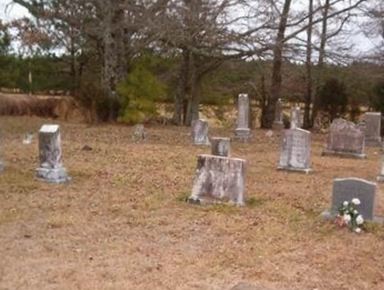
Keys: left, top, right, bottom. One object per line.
{"left": 0, "top": 0, "right": 380, "bottom": 57}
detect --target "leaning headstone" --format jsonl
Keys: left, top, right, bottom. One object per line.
{"left": 211, "top": 137, "right": 230, "bottom": 157}
{"left": 234, "top": 93, "right": 251, "bottom": 141}
{"left": 36, "top": 124, "right": 70, "bottom": 183}
{"left": 274, "top": 98, "right": 284, "bottom": 126}
{"left": 191, "top": 119, "right": 210, "bottom": 145}
{"left": 290, "top": 106, "right": 302, "bottom": 129}
{"left": 132, "top": 124, "right": 146, "bottom": 142}
{"left": 278, "top": 128, "right": 311, "bottom": 173}
{"left": 377, "top": 155, "right": 384, "bottom": 182}
{"left": 188, "top": 154, "right": 246, "bottom": 205}
{"left": 322, "top": 118, "right": 366, "bottom": 159}
{"left": 322, "top": 178, "right": 377, "bottom": 221}
{"left": 363, "top": 112, "right": 382, "bottom": 146}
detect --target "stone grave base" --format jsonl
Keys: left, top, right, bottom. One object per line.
{"left": 277, "top": 166, "right": 312, "bottom": 174}
{"left": 234, "top": 128, "right": 252, "bottom": 141}
{"left": 377, "top": 175, "right": 384, "bottom": 182}
{"left": 365, "top": 138, "right": 382, "bottom": 147}
{"left": 36, "top": 167, "right": 71, "bottom": 183}
{"left": 321, "top": 149, "right": 367, "bottom": 159}
{"left": 321, "top": 210, "right": 384, "bottom": 224}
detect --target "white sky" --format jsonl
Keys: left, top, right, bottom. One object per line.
{"left": 0, "top": 0, "right": 380, "bottom": 56}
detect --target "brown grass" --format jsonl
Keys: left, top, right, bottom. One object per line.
{"left": 1, "top": 116, "right": 384, "bottom": 290}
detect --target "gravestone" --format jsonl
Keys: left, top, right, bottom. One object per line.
{"left": 278, "top": 128, "right": 311, "bottom": 173}
{"left": 290, "top": 106, "right": 302, "bottom": 129}
{"left": 322, "top": 118, "right": 366, "bottom": 159}
{"left": 132, "top": 124, "right": 146, "bottom": 142}
{"left": 322, "top": 178, "right": 377, "bottom": 221}
{"left": 234, "top": 94, "right": 251, "bottom": 140}
{"left": 188, "top": 154, "right": 246, "bottom": 205}
{"left": 191, "top": 119, "right": 210, "bottom": 145}
{"left": 377, "top": 155, "right": 384, "bottom": 182}
{"left": 274, "top": 98, "right": 284, "bottom": 126}
{"left": 36, "top": 124, "right": 70, "bottom": 183}
{"left": 363, "top": 112, "right": 382, "bottom": 146}
{"left": 211, "top": 137, "right": 230, "bottom": 157}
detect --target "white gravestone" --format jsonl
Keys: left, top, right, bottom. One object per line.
{"left": 274, "top": 98, "right": 284, "bottom": 126}
{"left": 363, "top": 112, "right": 382, "bottom": 146}
{"left": 278, "top": 128, "right": 311, "bottom": 173}
{"left": 188, "top": 154, "right": 246, "bottom": 206}
{"left": 290, "top": 106, "right": 302, "bottom": 129}
{"left": 322, "top": 178, "right": 379, "bottom": 222}
{"left": 36, "top": 124, "right": 70, "bottom": 183}
{"left": 235, "top": 94, "right": 251, "bottom": 140}
{"left": 191, "top": 119, "right": 210, "bottom": 145}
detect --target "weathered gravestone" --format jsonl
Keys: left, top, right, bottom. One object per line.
{"left": 191, "top": 119, "right": 210, "bottom": 145}
{"left": 234, "top": 94, "right": 251, "bottom": 141}
{"left": 322, "top": 178, "right": 377, "bottom": 221}
{"left": 274, "top": 98, "right": 284, "bottom": 127}
{"left": 132, "top": 124, "right": 146, "bottom": 142}
{"left": 211, "top": 137, "right": 230, "bottom": 157}
{"left": 290, "top": 106, "right": 302, "bottom": 129}
{"left": 278, "top": 128, "right": 311, "bottom": 173}
{"left": 363, "top": 112, "right": 382, "bottom": 146}
{"left": 322, "top": 118, "right": 366, "bottom": 159}
{"left": 377, "top": 155, "right": 384, "bottom": 182}
{"left": 36, "top": 124, "right": 70, "bottom": 183}
{"left": 188, "top": 154, "right": 246, "bottom": 205}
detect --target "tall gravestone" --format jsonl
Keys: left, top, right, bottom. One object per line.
{"left": 322, "top": 178, "right": 377, "bottom": 221}
{"left": 274, "top": 98, "right": 284, "bottom": 126}
{"left": 278, "top": 128, "right": 311, "bottom": 173}
{"left": 235, "top": 93, "right": 251, "bottom": 140}
{"left": 377, "top": 155, "right": 384, "bottom": 182}
{"left": 191, "top": 119, "right": 210, "bottom": 145}
{"left": 188, "top": 154, "right": 246, "bottom": 206}
{"left": 211, "top": 137, "right": 230, "bottom": 157}
{"left": 322, "top": 118, "right": 366, "bottom": 159}
{"left": 364, "top": 112, "right": 382, "bottom": 146}
{"left": 290, "top": 106, "right": 302, "bottom": 129}
{"left": 36, "top": 124, "right": 70, "bottom": 183}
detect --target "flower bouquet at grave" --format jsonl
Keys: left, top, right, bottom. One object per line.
{"left": 335, "top": 198, "right": 364, "bottom": 233}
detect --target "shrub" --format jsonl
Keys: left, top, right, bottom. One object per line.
{"left": 316, "top": 77, "right": 348, "bottom": 121}
{"left": 117, "top": 57, "right": 166, "bottom": 124}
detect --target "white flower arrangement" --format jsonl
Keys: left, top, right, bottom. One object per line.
{"left": 336, "top": 198, "right": 364, "bottom": 233}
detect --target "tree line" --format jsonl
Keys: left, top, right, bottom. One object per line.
{"left": 0, "top": 0, "right": 383, "bottom": 127}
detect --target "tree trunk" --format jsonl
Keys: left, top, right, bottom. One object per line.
{"left": 312, "top": 0, "right": 330, "bottom": 125}
{"left": 304, "top": 0, "right": 314, "bottom": 129}
{"left": 261, "top": 0, "right": 292, "bottom": 129}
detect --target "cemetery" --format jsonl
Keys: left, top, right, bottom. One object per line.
{"left": 0, "top": 0, "right": 383, "bottom": 289}
{"left": 1, "top": 112, "right": 384, "bottom": 289}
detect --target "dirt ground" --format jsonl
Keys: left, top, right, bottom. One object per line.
{"left": 1, "top": 116, "right": 384, "bottom": 290}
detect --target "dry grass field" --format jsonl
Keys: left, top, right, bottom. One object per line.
{"left": 1, "top": 116, "right": 384, "bottom": 290}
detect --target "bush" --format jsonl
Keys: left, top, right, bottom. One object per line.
{"left": 316, "top": 78, "right": 348, "bottom": 121}
{"left": 117, "top": 57, "right": 166, "bottom": 124}
{"left": 371, "top": 80, "right": 384, "bottom": 113}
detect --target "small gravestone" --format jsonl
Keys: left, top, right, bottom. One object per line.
{"left": 211, "top": 137, "right": 230, "bottom": 157}
{"left": 188, "top": 154, "right": 246, "bottom": 205}
{"left": 234, "top": 93, "right": 251, "bottom": 141}
{"left": 132, "top": 124, "right": 146, "bottom": 142}
{"left": 36, "top": 124, "right": 70, "bottom": 183}
{"left": 322, "top": 118, "right": 366, "bottom": 159}
{"left": 191, "top": 119, "right": 210, "bottom": 145}
{"left": 364, "top": 112, "right": 382, "bottom": 146}
{"left": 377, "top": 155, "right": 384, "bottom": 182}
{"left": 290, "top": 106, "right": 302, "bottom": 129}
{"left": 322, "top": 178, "right": 377, "bottom": 221}
{"left": 274, "top": 98, "right": 284, "bottom": 127}
{"left": 23, "top": 132, "right": 34, "bottom": 144}
{"left": 278, "top": 128, "right": 311, "bottom": 173}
